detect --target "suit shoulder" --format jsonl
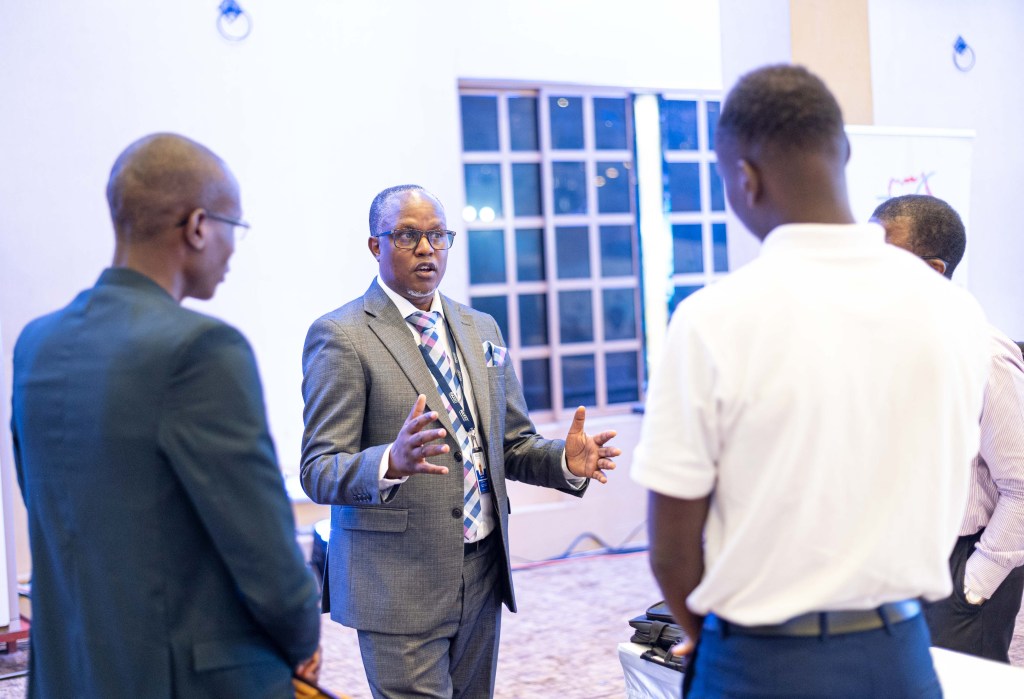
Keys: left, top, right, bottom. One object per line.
{"left": 443, "top": 296, "right": 494, "bottom": 326}
{"left": 308, "top": 297, "right": 366, "bottom": 332}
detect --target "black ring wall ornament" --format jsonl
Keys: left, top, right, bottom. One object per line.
{"left": 953, "top": 35, "right": 975, "bottom": 72}
{"left": 217, "top": 0, "right": 252, "bottom": 42}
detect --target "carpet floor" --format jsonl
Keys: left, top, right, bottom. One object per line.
{"left": 0, "top": 551, "right": 1021, "bottom": 697}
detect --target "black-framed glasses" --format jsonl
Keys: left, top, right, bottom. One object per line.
{"left": 374, "top": 228, "right": 456, "bottom": 250}
{"left": 177, "top": 210, "right": 251, "bottom": 239}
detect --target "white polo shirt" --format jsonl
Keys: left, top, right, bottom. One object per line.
{"left": 632, "top": 223, "right": 991, "bottom": 625}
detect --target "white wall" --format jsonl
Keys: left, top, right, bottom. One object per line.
{"left": 0, "top": 1, "right": 722, "bottom": 577}
{"left": 868, "top": 0, "right": 1024, "bottom": 338}
{"left": 716, "top": 0, "right": 793, "bottom": 270}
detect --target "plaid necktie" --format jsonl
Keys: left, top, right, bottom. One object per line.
{"left": 406, "top": 310, "right": 482, "bottom": 540}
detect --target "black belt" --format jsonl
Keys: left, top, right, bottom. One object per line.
{"left": 704, "top": 599, "right": 921, "bottom": 638}
{"left": 464, "top": 534, "right": 493, "bottom": 556}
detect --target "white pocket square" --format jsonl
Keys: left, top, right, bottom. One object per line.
{"left": 482, "top": 341, "right": 508, "bottom": 367}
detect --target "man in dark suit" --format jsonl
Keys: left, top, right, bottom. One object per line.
{"left": 11, "top": 133, "right": 321, "bottom": 698}
{"left": 301, "top": 184, "right": 620, "bottom": 698}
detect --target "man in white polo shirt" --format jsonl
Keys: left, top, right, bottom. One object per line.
{"left": 632, "top": 65, "right": 992, "bottom": 697}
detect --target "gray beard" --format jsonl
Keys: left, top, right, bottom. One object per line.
{"left": 406, "top": 287, "right": 435, "bottom": 299}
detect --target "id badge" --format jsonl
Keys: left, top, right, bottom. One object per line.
{"left": 471, "top": 445, "right": 491, "bottom": 494}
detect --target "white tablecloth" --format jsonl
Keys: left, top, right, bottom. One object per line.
{"left": 618, "top": 641, "right": 1024, "bottom": 697}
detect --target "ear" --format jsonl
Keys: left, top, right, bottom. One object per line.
{"left": 368, "top": 235, "right": 381, "bottom": 260}
{"left": 181, "top": 208, "right": 208, "bottom": 251}
{"left": 926, "top": 258, "right": 947, "bottom": 276}
{"left": 737, "top": 159, "right": 762, "bottom": 208}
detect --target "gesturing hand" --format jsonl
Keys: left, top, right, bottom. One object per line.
{"left": 386, "top": 394, "right": 451, "bottom": 479}
{"left": 294, "top": 646, "right": 322, "bottom": 685}
{"left": 564, "top": 406, "right": 620, "bottom": 484}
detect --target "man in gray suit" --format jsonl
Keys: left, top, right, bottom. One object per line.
{"left": 11, "top": 133, "right": 321, "bottom": 698}
{"left": 301, "top": 184, "right": 620, "bottom": 698}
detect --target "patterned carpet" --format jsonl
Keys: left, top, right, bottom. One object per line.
{"left": 0, "top": 552, "right": 1021, "bottom": 697}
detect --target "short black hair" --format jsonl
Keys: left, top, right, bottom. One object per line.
{"left": 368, "top": 184, "right": 434, "bottom": 235}
{"left": 872, "top": 194, "right": 966, "bottom": 278}
{"left": 716, "top": 64, "right": 845, "bottom": 154}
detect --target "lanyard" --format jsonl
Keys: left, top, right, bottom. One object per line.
{"left": 418, "top": 316, "right": 491, "bottom": 495}
{"left": 417, "top": 318, "right": 476, "bottom": 434}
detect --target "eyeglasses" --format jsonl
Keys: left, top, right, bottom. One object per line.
{"left": 374, "top": 228, "right": 456, "bottom": 250}
{"left": 177, "top": 210, "right": 251, "bottom": 239}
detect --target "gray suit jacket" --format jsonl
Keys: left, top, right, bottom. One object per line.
{"left": 301, "top": 279, "right": 586, "bottom": 634}
{"left": 12, "top": 268, "right": 320, "bottom": 698}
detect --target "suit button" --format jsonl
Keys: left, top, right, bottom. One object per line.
{"left": 451, "top": 508, "right": 462, "bottom": 519}
{"left": 453, "top": 451, "right": 463, "bottom": 461}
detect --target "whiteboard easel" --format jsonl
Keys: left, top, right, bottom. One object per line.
{"left": 845, "top": 126, "right": 975, "bottom": 287}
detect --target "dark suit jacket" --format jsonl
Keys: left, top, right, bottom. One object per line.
{"left": 11, "top": 268, "right": 320, "bottom": 698}
{"left": 300, "top": 279, "right": 586, "bottom": 634}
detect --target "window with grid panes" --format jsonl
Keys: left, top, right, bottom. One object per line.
{"left": 661, "top": 94, "right": 727, "bottom": 313}
{"left": 459, "top": 88, "right": 643, "bottom": 421}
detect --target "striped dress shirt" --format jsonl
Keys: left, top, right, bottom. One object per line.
{"left": 961, "top": 325, "right": 1024, "bottom": 598}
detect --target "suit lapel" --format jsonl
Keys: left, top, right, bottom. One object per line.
{"left": 364, "top": 281, "right": 458, "bottom": 437}
{"left": 442, "top": 297, "right": 493, "bottom": 449}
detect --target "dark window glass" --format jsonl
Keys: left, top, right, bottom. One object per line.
{"left": 666, "top": 162, "right": 701, "bottom": 212}
{"left": 709, "top": 161, "right": 725, "bottom": 212}
{"left": 464, "top": 164, "right": 503, "bottom": 219}
{"left": 599, "top": 225, "right": 634, "bottom": 277}
{"left": 552, "top": 161, "right": 588, "bottom": 215}
{"left": 470, "top": 295, "right": 510, "bottom": 341}
{"left": 519, "top": 293, "right": 549, "bottom": 347}
{"left": 606, "top": 351, "right": 640, "bottom": 404}
{"left": 596, "top": 161, "right": 631, "bottom": 213}
{"left": 512, "top": 163, "right": 542, "bottom": 217}
{"left": 661, "top": 99, "right": 699, "bottom": 151}
{"left": 593, "top": 97, "right": 628, "bottom": 150}
{"left": 555, "top": 226, "right": 590, "bottom": 279}
{"left": 460, "top": 95, "right": 499, "bottom": 152}
{"left": 521, "top": 358, "right": 552, "bottom": 411}
{"left": 668, "top": 285, "right": 702, "bottom": 314}
{"left": 672, "top": 223, "right": 703, "bottom": 274}
{"left": 468, "top": 229, "right": 505, "bottom": 284}
{"left": 549, "top": 95, "right": 584, "bottom": 149}
{"left": 559, "top": 290, "right": 593, "bottom": 343}
{"left": 713, "top": 223, "right": 729, "bottom": 272}
{"left": 707, "top": 100, "right": 721, "bottom": 151}
{"left": 509, "top": 96, "right": 539, "bottom": 152}
{"left": 602, "top": 288, "right": 637, "bottom": 341}
{"left": 515, "top": 228, "right": 545, "bottom": 282}
{"left": 562, "top": 354, "right": 597, "bottom": 408}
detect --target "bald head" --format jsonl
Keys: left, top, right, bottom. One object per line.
{"left": 106, "top": 133, "right": 237, "bottom": 242}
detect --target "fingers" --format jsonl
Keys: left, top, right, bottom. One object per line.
{"left": 410, "top": 461, "right": 449, "bottom": 476}
{"left": 670, "top": 638, "right": 696, "bottom": 656}
{"left": 593, "top": 430, "right": 617, "bottom": 447}
{"left": 405, "top": 394, "right": 428, "bottom": 422}
{"left": 411, "top": 427, "right": 448, "bottom": 447}
{"left": 567, "top": 405, "right": 586, "bottom": 433}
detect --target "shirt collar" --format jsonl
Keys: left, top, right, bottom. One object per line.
{"left": 761, "top": 222, "right": 886, "bottom": 257}
{"left": 375, "top": 275, "right": 444, "bottom": 320}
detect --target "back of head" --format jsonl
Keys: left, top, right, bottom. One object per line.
{"left": 106, "top": 133, "right": 234, "bottom": 243}
{"left": 871, "top": 194, "right": 966, "bottom": 278}
{"left": 717, "top": 64, "right": 846, "bottom": 158}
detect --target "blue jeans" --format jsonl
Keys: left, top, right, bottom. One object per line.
{"left": 685, "top": 613, "right": 942, "bottom": 698}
